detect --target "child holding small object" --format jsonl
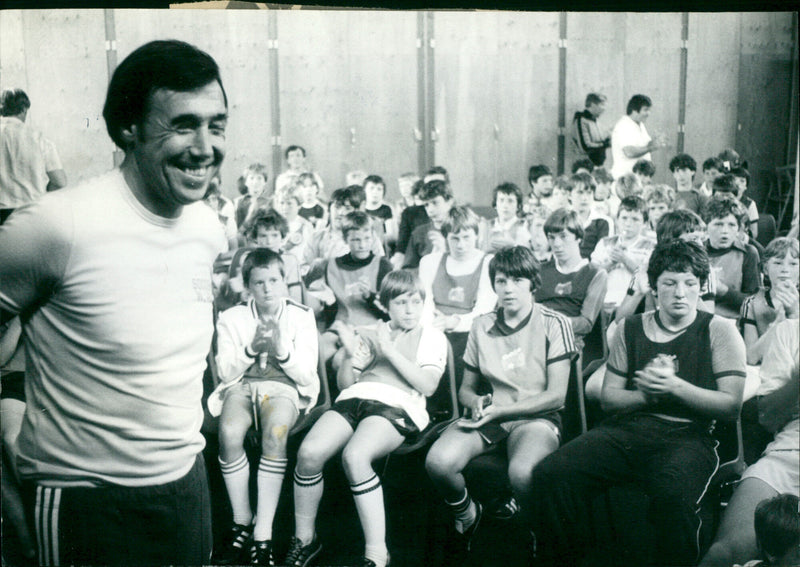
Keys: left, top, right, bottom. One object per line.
{"left": 286, "top": 270, "right": 447, "bottom": 567}
{"left": 425, "top": 246, "right": 576, "bottom": 550}
{"left": 210, "top": 249, "right": 319, "bottom": 566}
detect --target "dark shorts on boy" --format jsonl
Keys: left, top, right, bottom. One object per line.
{"left": 332, "top": 398, "right": 419, "bottom": 437}
{"left": 25, "top": 454, "right": 212, "bottom": 566}
{"left": 0, "top": 371, "right": 25, "bottom": 402}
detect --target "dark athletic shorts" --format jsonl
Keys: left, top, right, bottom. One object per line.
{"left": 1, "top": 371, "right": 25, "bottom": 402}
{"left": 332, "top": 398, "right": 419, "bottom": 437}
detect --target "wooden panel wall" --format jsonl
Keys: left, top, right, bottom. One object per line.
{"left": 736, "top": 12, "right": 795, "bottom": 205}
{"left": 1, "top": 11, "right": 110, "bottom": 181}
{"left": 684, "top": 12, "right": 740, "bottom": 180}
{"left": 434, "top": 12, "right": 560, "bottom": 206}
{"left": 1, "top": 10, "right": 795, "bottom": 208}
{"left": 277, "top": 11, "right": 418, "bottom": 200}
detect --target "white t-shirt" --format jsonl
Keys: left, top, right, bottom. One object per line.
{"left": 0, "top": 169, "right": 226, "bottom": 487}
{"left": 0, "top": 116, "right": 63, "bottom": 208}
{"left": 611, "top": 115, "right": 651, "bottom": 179}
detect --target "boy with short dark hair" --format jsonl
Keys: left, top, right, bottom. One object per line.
{"left": 287, "top": 270, "right": 447, "bottom": 567}
{"left": 570, "top": 172, "right": 612, "bottom": 258}
{"left": 703, "top": 194, "right": 761, "bottom": 319}
{"left": 481, "top": 182, "right": 531, "bottom": 252}
{"left": 671, "top": 152, "right": 707, "bottom": 214}
{"left": 530, "top": 239, "right": 746, "bottom": 567}
{"left": 210, "top": 249, "right": 319, "bottom": 565}
{"left": 363, "top": 175, "right": 393, "bottom": 222}
{"left": 699, "top": 156, "right": 725, "bottom": 198}
{"left": 525, "top": 164, "right": 555, "bottom": 217}
{"left": 729, "top": 167, "right": 760, "bottom": 240}
{"left": 402, "top": 179, "right": 455, "bottom": 269}
{"left": 425, "top": 246, "right": 576, "bottom": 549}
{"left": 632, "top": 158, "right": 656, "bottom": 187}
{"left": 536, "top": 208, "right": 607, "bottom": 343}
{"left": 245, "top": 208, "right": 304, "bottom": 304}
{"left": 297, "top": 172, "right": 327, "bottom": 230}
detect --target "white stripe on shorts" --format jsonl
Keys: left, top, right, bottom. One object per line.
{"left": 35, "top": 485, "right": 62, "bottom": 566}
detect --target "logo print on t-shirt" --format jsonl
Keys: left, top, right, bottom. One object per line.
{"left": 502, "top": 348, "right": 526, "bottom": 374}
{"left": 555, "top": 281, "right": 572, "bottom": 296}
{"left": 448, "top": 287, "right": 465, "bottom": 303}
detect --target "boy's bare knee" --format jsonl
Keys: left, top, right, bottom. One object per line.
{"left": 425, "top": 445, "right": 459, "bottom": 480}
{"left": 340, "top": 444, "right": 368, "bottom": 476}
{"left": 296, "top": 442, "right": 326, "bottom": 474}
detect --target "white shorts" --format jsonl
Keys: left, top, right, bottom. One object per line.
{"left": 740, "top": 419, "right": 799, "bottom": 495}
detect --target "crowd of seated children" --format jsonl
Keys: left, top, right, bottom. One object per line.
{"left": 303, "top": 185, "right": 384, "bottom": 272}
{"left": 570, "top": 171, "right": 613, "bottom": 258}
{"left": 632, "top": 157, "right": 655, "bottom": 188}
{"left": 591, "top": 195, "right": 656, "bottom": 308}
{"left": 704, "top": 193, "right": 761, "bottom": 319}
{"left": 235, "top": 162, "right": 272, "bottom": 229}
{"left": 671, "top": 152, "right": 707, "bottom": 215}
{"left": 480, "top": 182, "right": 531, "bottom": 253}
{"left": 297, "top": 172, "right": 328, "bottom": 231}
{"left": 208, "top": 249, "right": 320, "bottom": 566}
{"left": 529, "top": 239, "right": 747, "bottom": 567}
{"left": 425, "top": 246, "right": 576, "bottom": 550}
{"left": 610, "top": 171, "right": 642, "bottom": 217}
{"left": 535, "top": 208, "right": 608, "bottom": 345}
{"left": 403, "top": 179, "right": 455, "bottom": 270}
{"left": 304, "top": 210, "right": 393, "bottom": 375}
{"left": 700, "top": 319, "right": 798, "bottom": 567}
{"left": 419, "top": 206, "right": 497, "bottom": 381}
{"left": 698, "top": 156, "right": 725, "bottom": 198}
{"left": 524, "top": 164, "right": 556, "bottom": 217}
{"left": 287, "top": 270, "right": 447, "bottom": 567}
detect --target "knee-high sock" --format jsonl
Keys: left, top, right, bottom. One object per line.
{"left": 446, "top": 488, "right": 477, "bottom": 534}
{"left": 293, "top": 470, "right": 324, "bottom": 545}
{"left": 220, "top": 453, "right": 252, "bottom": 526}
{"left": 351, "top": 474, "right": 388, "bottom": 567}
{"left": 253, "top": 456, "right": 288, "bottom": 541}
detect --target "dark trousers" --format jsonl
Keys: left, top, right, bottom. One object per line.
{"left": 529, "top": 414, "right": 718, "bottom": 567}
{"left": 25, "top": 455, "right": 212, "bottom": 566}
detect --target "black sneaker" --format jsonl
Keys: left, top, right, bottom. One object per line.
{"left": 214, "top": 523, "right": 253, "bottom": 565}
{"left": 251, "top": 540, "right": 275, "bottom": 566}
{"left": 487, "top": 495, "right": 520, "bottom": 520}
{"left": 461, "top": 501, "right": 483, "bottom": 552}
{"left": 283, "top": 536, "right": 322, "bottom": 567}
{"left": 350, "top": 555, "right": 390, "bottom": 567}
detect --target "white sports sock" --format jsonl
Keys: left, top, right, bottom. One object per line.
{"left": 293, "top": 470, "right": 324, "bottom": 545}
{"left": 351, "top": 474, "right": 388, "bottom": 565}
{"left": 253, "top": 456, "right": 288, "bottom": 541}
{"left": 446, "top": 488, "right": 476, "bottom": 534}
{"left": 220, "top": 453, "right": 253, "bottom": 526}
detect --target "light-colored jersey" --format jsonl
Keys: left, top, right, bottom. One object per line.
{"left": 0, "top": 169, "right": 226, "bottom": 487}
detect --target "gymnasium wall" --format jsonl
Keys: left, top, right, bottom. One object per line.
{"left": 0, "top": 9, "right": 795, "bottom": 207}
